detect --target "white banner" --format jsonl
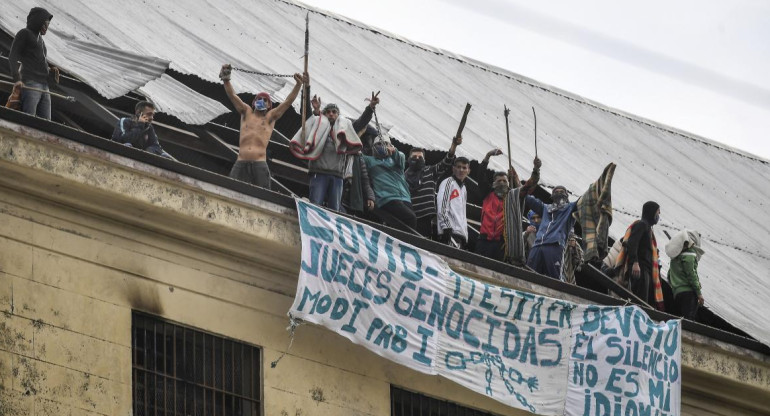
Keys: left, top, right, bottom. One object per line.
{"left": 289, "top": 200, "right": 681, "bottom": 415}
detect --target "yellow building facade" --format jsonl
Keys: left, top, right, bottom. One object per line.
{"left": 1, "top": 119, "right": 769, "bottom": 415}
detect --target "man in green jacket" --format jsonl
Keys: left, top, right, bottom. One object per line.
{"left": 362, "top": 140, "right": 416, "bottom": 233}
{"left": 666, "top": 230, "right": 705, "bottom": 320}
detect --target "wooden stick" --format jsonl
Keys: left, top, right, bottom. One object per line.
{"left": 455, "top": 103, "right": 472, "bottom": 140}
{"left": 300, "top": 13, "right": 309, "bottom": 140}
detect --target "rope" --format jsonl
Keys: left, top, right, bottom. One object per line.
{"left": 231, "top": 66, "right": 294, "bottom": 78}
{"left": 270, "top": 313, "right": 303, "bottom": 368}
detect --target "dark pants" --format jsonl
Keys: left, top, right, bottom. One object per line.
{"left": 675, "top": 291, "right": 699, "bottom": 320}
{"left": 526, "top": 243, "right": 564, "bottom": 280}
{"left": 415, "top": 215, "right": 436, "bottom": 240}
{"left": 628, "top": 265, "right": 653, "bottom": 306}
{"left": 377, "top": 200, "right": 417, "bottom": 233}
{"left": 476, "top": 237, "right": 504, "bottom": 262}
{"left": 229, "top": 160, "right": 271, "bottom": 190}
{"left": 439, "top": 232, "right": 466, "bottom": 249}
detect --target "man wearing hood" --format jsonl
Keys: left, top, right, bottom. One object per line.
{"left": 220, "top": 64, "right": 306, "bottom": 190}
{"left": 524, "top": 185, "right": 578, "bottom": 279}
{"left": 616, "top": 201, "right": 664, "bottom": 310}
{"left": 404, "top": 136, "right": 461, "bottom": 239}
{"left": 9, "top": 7, "right": 59, "bottom": 119}
{"left": 666, "top": 229, "right": 705, "bottom": 320}
{"left": 291, "top": 94, "right": 379, "bottom": 210}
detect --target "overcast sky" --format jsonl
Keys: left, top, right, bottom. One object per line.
{"left": 299, "top": 0, "right": 770, "bottom": 160}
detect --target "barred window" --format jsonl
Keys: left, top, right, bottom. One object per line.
{"left": 391, "top": 387, "right": 499, "bottom": 416}
{"left": 132, "top": 312, "right": 261, "bottom": 416}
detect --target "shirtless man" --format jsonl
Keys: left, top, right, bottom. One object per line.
{"left": 220, "top": 64, "right": 307, "bottom": 189}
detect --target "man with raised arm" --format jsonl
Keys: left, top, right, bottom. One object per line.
{"left": 219, "top": 64, "right": 307, "bottom": 190}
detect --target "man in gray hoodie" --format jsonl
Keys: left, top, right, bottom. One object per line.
{"left": 9, "top": 7, "right": 59, "bottom": 119}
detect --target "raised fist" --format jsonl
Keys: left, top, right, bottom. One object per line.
{"left": 219, "top": 64, "right": 232, "bottom": 82}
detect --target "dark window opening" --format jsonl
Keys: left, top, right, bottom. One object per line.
{"left": 391, "top": 386, "right": 500, "bottom": 416}
{"left": 132, "top": 312, "right": 261, "bottom": 416}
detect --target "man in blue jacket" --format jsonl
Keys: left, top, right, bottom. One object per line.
{"left": 524, "top": 186, "right": 577, "bottom": 279}
{"left": 111, "top": 101, "right": 171, "bottom": 158}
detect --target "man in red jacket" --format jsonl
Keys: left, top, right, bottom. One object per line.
{"left": 474, "top": 149, "right": 540, "bottom": 262}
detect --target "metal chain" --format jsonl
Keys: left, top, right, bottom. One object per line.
{"left": 372, "top": 106, "right": 385, "bottom": 141}
{"left": 231, "top": 66, "right": 294, "bottom": 78}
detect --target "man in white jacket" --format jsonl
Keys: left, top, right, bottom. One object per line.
{"left": 436, "top": 157, "right": 471, "bottom": 248}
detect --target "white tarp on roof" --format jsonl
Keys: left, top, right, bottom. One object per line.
{"left": 2, "top": 0, "right": 768, "bottom": 346}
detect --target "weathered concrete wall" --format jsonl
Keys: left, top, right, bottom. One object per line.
{"left": 1, "top": 122, "right": 769, "bottom": 415}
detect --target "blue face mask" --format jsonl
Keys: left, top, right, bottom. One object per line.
{"left": 373, "top": 141, "right": 389, "bottom": 158}
{"left": 254, "top": 98, "right": 269, "bottom": 112}
{"left": 654, "top": 214, "right": 660, "bottom": 225}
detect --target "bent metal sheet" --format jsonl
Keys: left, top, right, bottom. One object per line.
{"left": 289, "top": 200, "right": 681, "bottom": 415}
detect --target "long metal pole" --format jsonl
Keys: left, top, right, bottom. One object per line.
{"left": 504, "top": 105, "right": 512, "bottom": 180}
{"left": 300, "top": 13, "right": 309, "bottom": 140}
{"left": 532, "top": 106, "right": 537, "bottom": 158}
{"left": 0, "top": 79, "right": 75, "bottom": 102}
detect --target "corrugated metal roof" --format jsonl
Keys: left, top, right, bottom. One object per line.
{"left": 1, "top": 0, "right": 768, "bottom": 346}
{"left": 138, "top": 74, "right": 228, "bottom": 125}
{"left": 0, "top": 2, "right": 227, "bottom": 123}
{"left": 0, "top": 3, "right": 169, "bottom": 98}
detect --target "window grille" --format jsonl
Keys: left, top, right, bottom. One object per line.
{"left": 132, "top": 312, "right": 261, "bottom": 416}
{"left": 391, "top": 387, "right": 500, "bottom": 416}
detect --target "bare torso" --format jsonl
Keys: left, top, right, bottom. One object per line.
{"left": 238, "top": 111, "right": 274, "bottom": 161}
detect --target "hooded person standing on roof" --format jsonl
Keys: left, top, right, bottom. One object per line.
{"left": 666, "top": 229, "right": 705, "bottom": 320}
{"left": 9, "top": 7, "right": 59, "bottom": 120}
{"left": 291, "top": 93, "right": 378, "bottom": 211}
{"left": 615, "top": 201, "right": 664, "bottom": 310}
{"left": 220, "top": 64, "right": 307, "bottom": 190}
